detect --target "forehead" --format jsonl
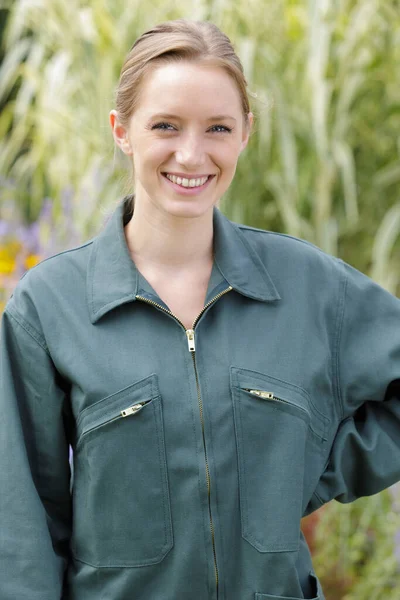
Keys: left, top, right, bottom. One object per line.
{"left": 134, "top": 62, "right": 243, "bottom": 119}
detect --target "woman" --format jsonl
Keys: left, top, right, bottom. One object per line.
{"left": 1, "top": 18, "right": 400, "bottom": 600}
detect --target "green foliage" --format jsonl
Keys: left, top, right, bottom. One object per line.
{"left": 1, "top": 0, "right": 399, "bottom": 290}
{"left": 313, "top": 488, "right": 400, "bottom": 600}
{"left": 221, "top": 0, "right": 400, "bottom": 292}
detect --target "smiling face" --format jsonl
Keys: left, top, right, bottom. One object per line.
{"left": 110, "top": 61, "right": 253, "bottom": 220}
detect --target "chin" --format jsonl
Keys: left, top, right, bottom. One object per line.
{"left": 161, "top": 198, "right": 216, "bottom": 219}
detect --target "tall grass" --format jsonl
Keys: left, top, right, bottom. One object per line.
{"left": 220, "top": 0, "right": 400, "bottom": 289}
{"left": 1, "top": 1, "right": 399, "bottom": 286}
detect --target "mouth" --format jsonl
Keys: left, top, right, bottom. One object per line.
{"left": 162, "top": 172, "right": 215, "bottom": 190}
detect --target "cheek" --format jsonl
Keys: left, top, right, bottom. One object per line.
{"left": 146, "top": 143, "right": 175, "bottom": 170}
{"left": 132, "top": 136, "right": 171, "bottom": 163}
{"left": 217, "top": 143, "right": 242, "bottom": 171}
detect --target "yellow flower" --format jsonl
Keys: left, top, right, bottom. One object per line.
{"left": 0, "top": 257, "right": 16, "bottom": 275}
{"left": 25, "top": 254, "right": 42, "bottom": 270}
{"left": 0, "top": 241, "right": 22, "bottom": 258}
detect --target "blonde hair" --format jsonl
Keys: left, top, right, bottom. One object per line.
{"left": 114, "top": 19, "right": 251, "bottom": 199}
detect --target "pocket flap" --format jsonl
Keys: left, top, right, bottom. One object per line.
{"left": 231, "top": 367, "right": 328, "bottom": 441}
{"left": 255, "top": 571, "right": 323, "bottom": 599}
{"left": 76, "top": 373, "right": 159, "bottom": 445}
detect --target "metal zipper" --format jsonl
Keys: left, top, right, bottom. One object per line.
{"left": 120, "top": 400, "right": 151, "bottom": 417}
{"left": 77, "top": 400, "right": 151, "bottom": 448}
{"left": 244, "top": 388, "right": 308, "bottom": 416}
{"left": 244, "top": 389, "right": 274, "bottom": 400}
{"left": 136, "top": 285, "right": 232, "bottom": 599}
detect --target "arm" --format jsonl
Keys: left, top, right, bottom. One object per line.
{"left": 0, "top": 305, "right": 72, "bottom": 599}
{"left": 306, "top": 260, "right": 400, "bottom": 513}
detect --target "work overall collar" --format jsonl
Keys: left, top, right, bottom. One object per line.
{"left": 87, "top": 196, "right": 280, "bottom": 324}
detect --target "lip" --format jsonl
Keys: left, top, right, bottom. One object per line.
{"left": 161, "top": 173, "right": 215, "bottom": 196}
{"left": 162, "top": 172, "right": 215, "bottom": 179}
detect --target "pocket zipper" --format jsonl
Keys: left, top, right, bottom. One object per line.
{"left": 121, "top": 400, "right": 151, "bottom": 417}
{"left": 77, "top": 400, "right": 152, "bottom": 448}
{"left": 243, "top": 388, "right": 308, "bottom": 416}
{"left": 244, "top": 389, "right": 274, "bottom": 400}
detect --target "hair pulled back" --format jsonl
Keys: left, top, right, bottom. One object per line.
{"left": 115, "top": 19, "right": 251, "bottom": 128}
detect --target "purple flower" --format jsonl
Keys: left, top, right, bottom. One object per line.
{"left": 0, "top": 220, "right": 11, "bottom": 237}
{"left": 15, "top": 223, "right": 41, "bottom": 254}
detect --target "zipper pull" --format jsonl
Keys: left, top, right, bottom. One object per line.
{"left": 186, "top": 329, "right": 196, "bottom": 352}
{"left": 120, "top": 402, "right": 145, "bottom": 417}
{"left": 245, "top": 389, "right": 274, "bottom": 400}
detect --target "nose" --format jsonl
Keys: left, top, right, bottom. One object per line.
{"left": 175, "top": 132, "right": 206, "bottom": 168}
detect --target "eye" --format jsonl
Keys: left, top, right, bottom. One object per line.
{"left": 151, "top": 122, "right": 176, "bottom": 131}
{"left": 209, "top": 125, "right": 232, "bottom": 133}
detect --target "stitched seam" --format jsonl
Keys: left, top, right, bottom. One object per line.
{"left": 76, "top": 392, "right": 154, "bottom": 448}
{"left": 214, "top": 222, "right": 279, "bottom": 300}
{"left": 236, "top": 387, "right": 299, "bottom": 551}
{"left": 233, "top": 380, "right": 249, "bottom": 541}
{"left": 232, "top": 366, "right": 328, "bottom": 439}
{"left": 89, "top": 233, "right": 136, "bottom": 318}
{"left": 77, "top": 377, "right": 154, "bottom": 428}
{"left": 313, "top": 490, "right": 325, "bottom": 505}
{"left": 333, "top": 260, "right": 348, "bottom": 420}
{"left": 88, "top": 221, "right": 138, "bottom": 320}
{"left": 18, "top": 241, "right": 94, "bottom": 278}
{"left": 90, "top": 238, "right": 98, "bottom": 313}
{"left": 6, "top": 307, "right": 49, "bottom": 354}
{"left": 234, "top": 370, "right": 271, "bottom": 550}
{"left": 233, "top": 225, "right": 279, "bottom": 295}
{"left": 153, "top": 399, "right": 170, "bottom": 551}
{"left": 71, "top": 551, "right": 171, "bottom": 568}
{"left": 232, "top": 366, "right": 311, "bottom": 402}
{"left": 92, "top": 295, "right": 138, "bottom": 317}
{"left": 74, "top": 397, "right": 172, "bottom": 568}
{"left": 238, "top": 225, "right": 335, "bottom": 258}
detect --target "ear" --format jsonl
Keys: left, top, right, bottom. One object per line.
{"left": 109, "top": 110, "right": 133, "bottom": 156}
{"left": 240, "top": 112, "right": 254, "bottom": 152}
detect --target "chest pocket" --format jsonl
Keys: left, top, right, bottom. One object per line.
{"left": 231, "top": 367, "right": 328, "bottom": 553}
{"left": 71, "top": 374, "right": 173, "bottom": 567}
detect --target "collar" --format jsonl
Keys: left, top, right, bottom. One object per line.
{"left": 87, "top": 196, "right": 280, "bottom": 324}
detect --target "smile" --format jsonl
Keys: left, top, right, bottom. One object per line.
{"left": 164, "top": 173, "right": 211, "bottom": 188}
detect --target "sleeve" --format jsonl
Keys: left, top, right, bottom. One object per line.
{"left": 305, "top": 260, "right": 400, "bottom": 514}
{"left": 0, "top": 305, "right": 72, "bottom": 600}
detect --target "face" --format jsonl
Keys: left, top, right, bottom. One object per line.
{"left": 110, "top": 61, "right": 253, "bottom": 220}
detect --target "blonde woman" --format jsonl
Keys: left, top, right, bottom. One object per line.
{"left": 2, "top": 19, "right": 400, "bottom": 600}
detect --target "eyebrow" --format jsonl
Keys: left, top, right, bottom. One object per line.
{"left": 148, "top": 113, "right": 237, "bottom": 122}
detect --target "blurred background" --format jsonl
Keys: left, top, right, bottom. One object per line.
{"left": 0, "top": 0, "right": 400, "bottom": 597}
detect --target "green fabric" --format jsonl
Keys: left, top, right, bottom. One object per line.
{"left": 2, "top": 196, "right": 400, "bottom": 599}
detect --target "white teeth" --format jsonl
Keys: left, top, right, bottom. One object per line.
{"left": 165, "top": 174, "right": 209, "bottom": 188}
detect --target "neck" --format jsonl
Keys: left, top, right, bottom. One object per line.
{"left": 124, "top": 197, "right": 214, "bottom": 273}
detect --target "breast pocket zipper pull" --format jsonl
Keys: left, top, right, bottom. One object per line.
{"left": 120, "top": 402, "right": 148, "bottom": 417}
{"left": 245, "top": 389, "right": 274, "bottom": 400}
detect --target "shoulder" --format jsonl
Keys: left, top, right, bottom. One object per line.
{"left": 236, "top": 221, "right": 329, "bottom": 254}
{"left": 5, "top": 239, "right": 94, "bottom": 331}
{"left": 234, "top": 220, "right": 344, "bottom": 277}
{"left": 232, "top": 220, "right": 400, "bottom": 311}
